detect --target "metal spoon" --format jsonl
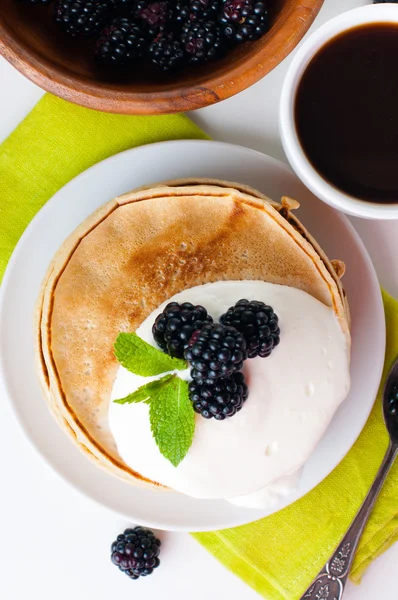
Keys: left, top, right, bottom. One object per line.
{"left": 300, "top": 357, "right": 398, "bottom": 600}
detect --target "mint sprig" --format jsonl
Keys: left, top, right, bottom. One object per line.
{"left": 113, "top": 374, "right": 195, "bottom": 467}
{"left": 149, "top": 377, "right": 195, "bottom": 467}
{"left": 113, "top": 374, "right": 175, "bottom": 405}
{"left": 114, "top": 332, "right": 187, "bottom": 376}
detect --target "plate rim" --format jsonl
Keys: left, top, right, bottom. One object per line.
{"left": 0, "top": 139, "right": 386, "bottom": 531}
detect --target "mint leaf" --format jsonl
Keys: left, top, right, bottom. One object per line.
{"left": 113, "top": 374, "right": 175, "bottom": 405}
{"left": 114, "top": 332, "right": 186, "bottom": 376}
{"left": 149, "top": 377, "right": 195, "bottom": 467}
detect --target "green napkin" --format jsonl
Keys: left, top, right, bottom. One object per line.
{"left": 1, "top": 94, "right": 397, "bottom": 600}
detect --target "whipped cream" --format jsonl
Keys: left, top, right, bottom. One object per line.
{"left": 109, "top": 281, "right": 350, "bottom": 507}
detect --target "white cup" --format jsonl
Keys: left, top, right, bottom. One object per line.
{"left": 280, "top": 4, "right": 398, "bottom": 220}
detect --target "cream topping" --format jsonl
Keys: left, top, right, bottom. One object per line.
{"left": 108, "top": 281, "right": 350, "bottom": 505}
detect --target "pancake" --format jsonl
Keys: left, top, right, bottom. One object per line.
{"left": 35, "top": 180, "right": 350, "bottom": 488}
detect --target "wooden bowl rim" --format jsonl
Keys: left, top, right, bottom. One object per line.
{"left": 0, "top": 0, "right": 324, "bottom": 114}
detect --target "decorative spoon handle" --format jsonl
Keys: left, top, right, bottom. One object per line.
{"left": 300, "top": 442, "right": 398, "bottom": 600}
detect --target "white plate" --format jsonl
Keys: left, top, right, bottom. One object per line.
{"left": 0, "top": 140, "right": 385, "bottom": 532}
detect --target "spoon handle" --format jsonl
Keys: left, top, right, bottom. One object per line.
{"left": 300, "top": 441, "right": 398, "bottom": 600}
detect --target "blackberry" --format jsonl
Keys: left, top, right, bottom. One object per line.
{"left": 149, "top": 33, "right": 187, "bottom": 72}
{"left": 135, "top": 1, "right": 170, "bottom": 37}
{"left": 54, "top": 0, "right": 111, "bottom": 38}
{"left": 111, "top": 527, "right": 161, "bottom": 580}
{"left": 173, "top": 0, "right": 191, "bottom": 29}
{"left": 153, "top": 302, "right": 213, "bottom": 358}
{"left": 181, "top": 18, "right": 225, "bottom": 64}
{"left": 190, "top": 0, "right": 220, "bottom": 21}
{"left": 220, "top": 299, "right": 280, "bottom": 359}
{"left": 96, "top": 18, "right": 147, "bottom": 65}
{"left": 189, "top": 372, "right": 248, "bottom": 420}
{"left": 219, "top": 0, "right": 269, "bottom": 43}
{"left": 184, "top": 323, "right": 247, "bottom": 384}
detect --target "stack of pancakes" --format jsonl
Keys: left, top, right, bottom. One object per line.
{"left": 35, "top": 180, "right": 350, "bottom": 490}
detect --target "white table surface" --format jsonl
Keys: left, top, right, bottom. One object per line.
{"left": 1, "top": 1, "right": 397, "bottom": 598}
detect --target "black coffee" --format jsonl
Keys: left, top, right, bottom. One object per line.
{"left": 295, "top": 24, "right": 398, "bottom": 203}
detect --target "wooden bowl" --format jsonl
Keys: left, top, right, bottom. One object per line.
{"left": 0, "top": 0, "right": 324, "bottom": 115}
